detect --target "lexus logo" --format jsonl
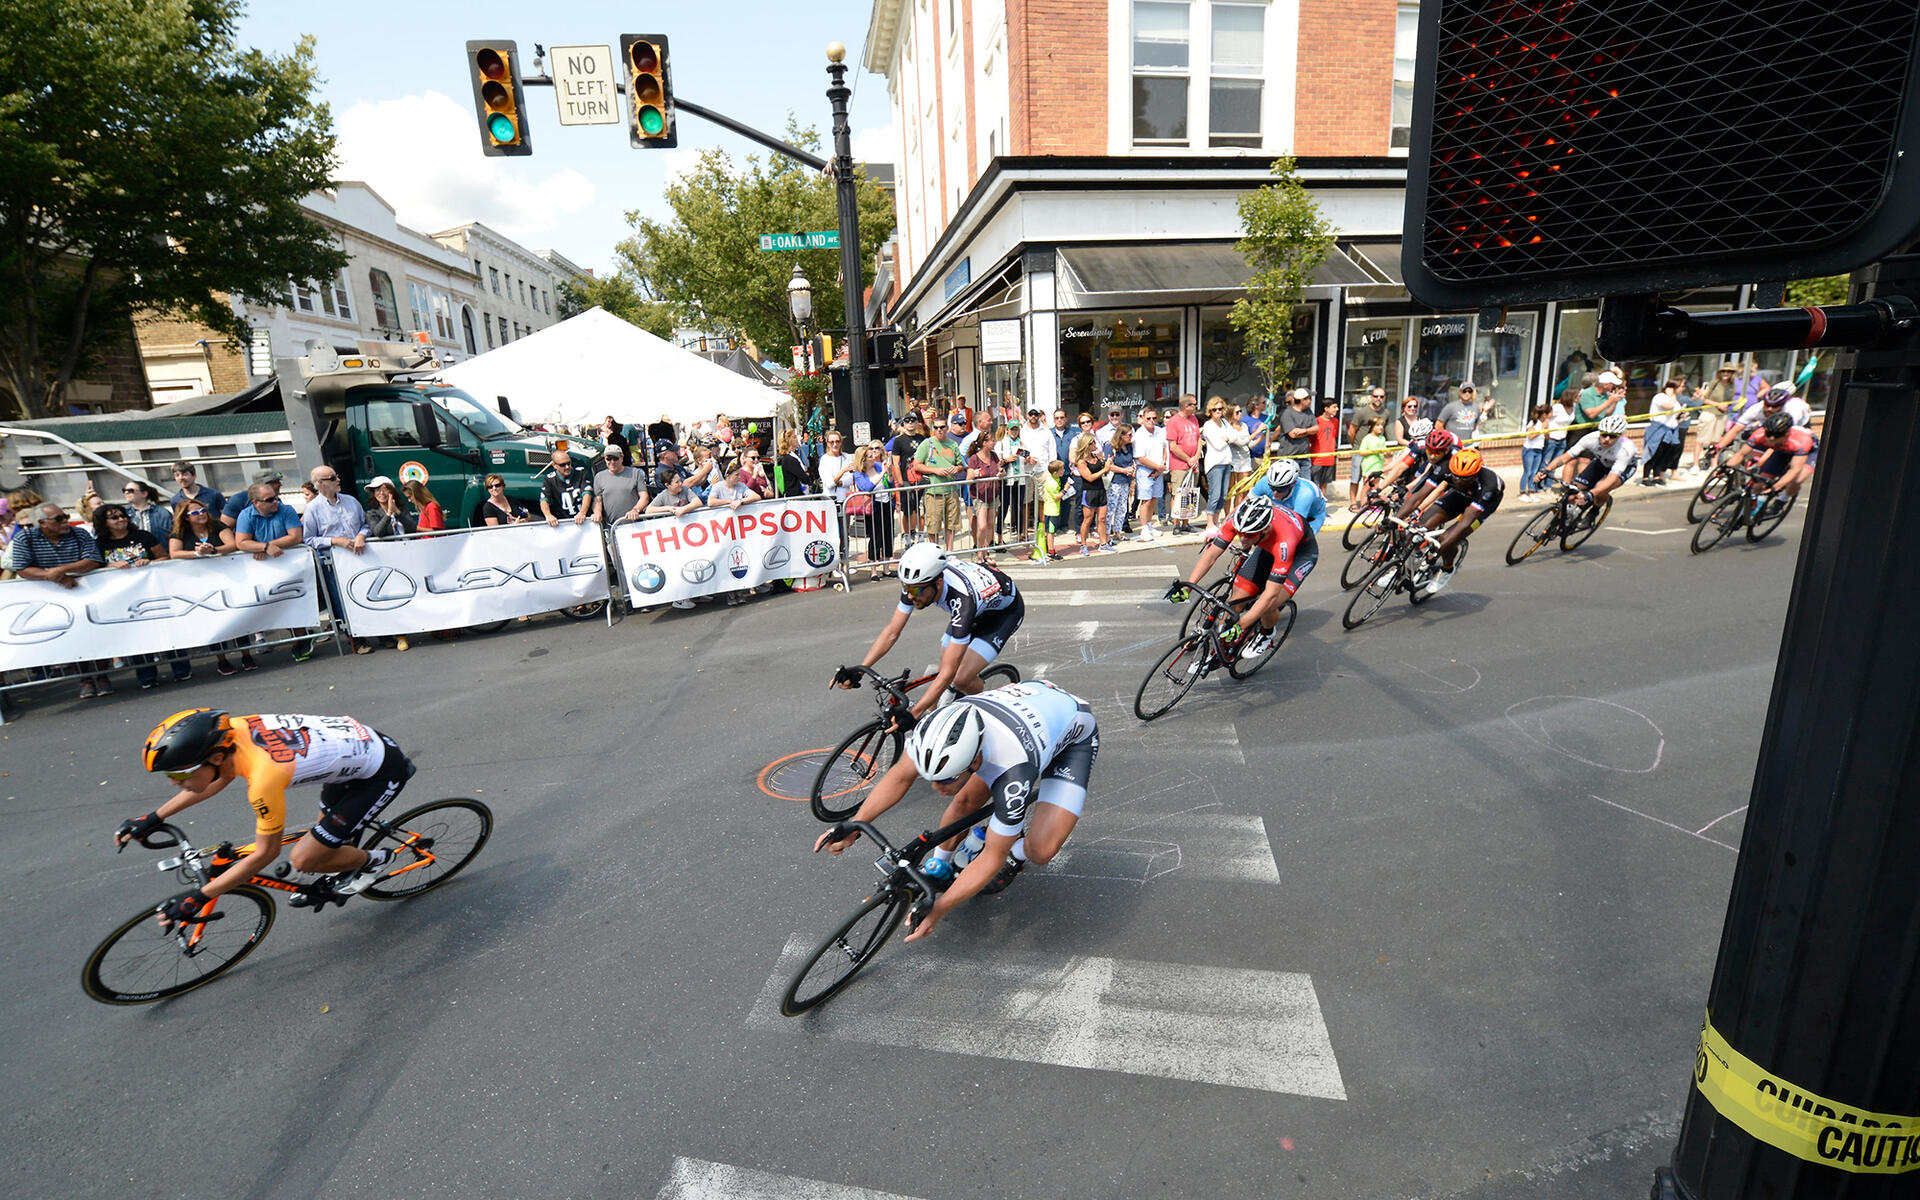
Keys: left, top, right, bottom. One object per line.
{"left": 762, "top": 545, "right": 791, "bottom": 571}
{"left": 346, "top": 567, "right": 421, "bottom": 611}
{"left": 681, "top": 558, "right": 718, "bottom": 585}
{"left": 0, "top": 600, "right": 76, "bottom": 645}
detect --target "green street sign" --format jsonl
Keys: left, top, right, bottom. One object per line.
{"left": 757, "top": 230, "right": 840, "bottom": 251}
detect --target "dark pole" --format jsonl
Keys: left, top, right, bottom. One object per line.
{"left": 826, "top": 43, "right": 875, "bottom": 436}
{"left": 1654, "top": 251, "right": 1920, "bottom": 1198}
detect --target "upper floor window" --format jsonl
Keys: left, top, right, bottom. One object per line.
{"left": 1133, "top": 1, "right": 1191, "bottom": 145}
{"left": 1391, "top": 2, "right": 1418, "bottom": 151}
{"left": 1209, "top": 4, "right": 1264, "bottom": 148}
{"left": 368, "top": 269, "right": 399, "bottom": 330}
{"left": 407, "top": 282, "right": 432, "bottom": 333}
{"left": 490, "top": 266, "right": 501, "bottom": 295}
{"left": 289, "top": 270, "right": 353, "bottom": 321}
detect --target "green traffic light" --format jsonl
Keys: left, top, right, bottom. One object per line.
{"left": 488, "top": 113, "right": 518, "bottom": 142}
{"left": 638, "top": 106, "right": 665, "bottom": 136}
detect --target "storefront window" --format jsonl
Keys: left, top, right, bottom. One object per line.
{"left": 939, "top": 349, "right": 962, "bottom": 408}
{"left": 1058, "top": 309, "right": 1183, "bottom": 417}
{"left": 1469, "top": 313, "right": 1536, "bottom": 435}
{"left": 1549, "top": 307, "right": 1600, "bottom": 406}
{"left": 1343, "top": 317, "right": 1405, "bottom": 411}
{"left": 1197, "top": 305, "right": 1316, "bottom": 408}
{"left": 1408, "top": 315, "right": 1470, "bottom": 407}
{"left": 980, "top": 362, "right": 1027, "bottom": 411}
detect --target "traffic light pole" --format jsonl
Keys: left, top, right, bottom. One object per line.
{"left": 1614, "top": 257, "right": 1920, "bottom": 1199}
{"left": 826, "top": 47, "right": 876, "bottom": 437}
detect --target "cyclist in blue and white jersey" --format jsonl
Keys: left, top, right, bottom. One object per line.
{"left": 834, "top": 541, "right": 1024, "bottom": 726}
{"left": 1538, "top": 413, "right": 1639, "bottom": 508}
{"left": 1248, "top": 458, "right": 1328, "bottom": 536}
{"left": 814, "top": 680, "right": 1099, "bottom": 939}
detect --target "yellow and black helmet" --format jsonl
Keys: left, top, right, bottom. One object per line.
{"left": 143, "top": 708, "right": 233, "bottom": 773}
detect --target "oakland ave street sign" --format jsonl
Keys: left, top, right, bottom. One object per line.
{"left": 757, "top": 231, "right": 840, "bottom": 251}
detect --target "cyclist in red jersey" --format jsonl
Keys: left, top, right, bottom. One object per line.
{"left": 1167, "top": 494, "right": 1313, "bottom": 661}
{"left": 1746, "top": 412, "right": 1818, "bottom": 500}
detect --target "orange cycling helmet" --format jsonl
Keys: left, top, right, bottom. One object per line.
{"left": 1448, "top": 447, "right": 1484, "bottom": 477}
{"left": 143, "top": 708, "right": 233, "bottom": 773}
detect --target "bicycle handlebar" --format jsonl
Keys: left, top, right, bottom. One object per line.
{"left": 117, "top": 821, "right": 185, "bottom": 853}
{"left": 835, "top": 664, "right": 914, "bottom": 709}
{"left": 825, "top": 820, "right": 943, "bottom": 909}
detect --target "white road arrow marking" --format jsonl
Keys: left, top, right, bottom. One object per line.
{"left": 655, "top": 1158, "right": 923, "bottom": 1200}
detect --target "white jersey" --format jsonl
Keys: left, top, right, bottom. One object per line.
{"left": 967, "top": 681, "right": 1096, "bottom": 785}
{"left": 1567, "top": 430, "right": 1640, "bottom": 474}
{"left": 1731, "top": 397, "right": 1812, "bottom": 430}
{"left": 239, "top": 713, "right": 386, "bottom": 786}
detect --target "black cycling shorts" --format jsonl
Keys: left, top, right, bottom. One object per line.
{"left": 1234, "top": 532, "right": 1319, "bottom": 596}
{"left": 312, "top": 733, "right": 415, "bottom": 848}
{"left": 948, "top": 593, "right": 1025, "bottom": 664}
{"left": 1575, "top": 458, "right": 1635, "bottom": 489}
{"left": 1436, "top": 488, "right": 1501, "bottom": 524}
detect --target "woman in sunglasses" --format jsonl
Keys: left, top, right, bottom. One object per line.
{"left": 170, "top": 501, "right": 255, "bottom": 675}
{"left": 475, "top": 474, "right": 532, "bottom": 526}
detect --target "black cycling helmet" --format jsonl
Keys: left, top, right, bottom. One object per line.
{"left": 143, "top": 708, "right": 233, "bottom": 773}
{"left": 1761, "top": 412, "right": 1793, "bottom": 439}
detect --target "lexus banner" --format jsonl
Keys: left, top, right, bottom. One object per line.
{"left": 612, "top": 498, "right": 841, "bottom": 604}
{"left": 334, "top": 521, "right": 609, "bottom": 637}
{"left": 0, "top": 549, "right": 322, "bottom": 672}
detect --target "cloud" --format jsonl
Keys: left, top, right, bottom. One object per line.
{"left": 851, "top": 123, "right": 898, "bottom": 167}
{"left": 334, "top": 92, "right": 596, "bottom": 238}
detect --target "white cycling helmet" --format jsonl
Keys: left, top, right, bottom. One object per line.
{"left": 1406, "top": 418, "right": 1434, "bottom": 443}
{"left": 909, "top": 703, "right": 986, "bottom": 782}
{"left": 1232, "top": 493, "right": 1276, "bottom": 536}
{"left": 1264, "top": 458, "right": 1299, "bottom": 491}
{"left": 898, "top": 541, "right": 949, "bottom": 586}
{"left": 1598, "top": 414, "right": 1629, "bottom": 436}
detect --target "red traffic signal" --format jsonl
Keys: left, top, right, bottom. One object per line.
{"left": 1401, "top": 1, "right": 1920, "bottom": 307}
{"left": 466, "top": 40, "right": 533, "bottom": 157}
{"left": 619, "top": 34, "right": 676, "bottom": 149}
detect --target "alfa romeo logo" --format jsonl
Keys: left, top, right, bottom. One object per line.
{"left": 0, "top": 599, "right": 76, "bottom": 645}
{"left": 803, "top": 539, "right": 836, "bottom": 569}
{"left": 630, "top": 563, "right": 666, "bottom": 594}
{"left": 681, "top": 558, "right": 717, "bottom": 585}
{"left": 345, "top": 567, "right": 420, "bottom": 611}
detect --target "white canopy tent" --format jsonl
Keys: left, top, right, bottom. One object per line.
{"left": 437, "top": 307, "right": 791, "bottom": 428}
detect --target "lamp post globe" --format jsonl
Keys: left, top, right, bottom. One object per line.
{"left": 788, "top": 265, "right": 813, "bottom": 325}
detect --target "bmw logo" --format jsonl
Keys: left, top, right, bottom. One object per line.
{"left": 0, "top": 599, "right": 76, "bottom": 645}
{"left": 681, "top": 558, "right": 718, "bottom": 585}
{"left": 762, "top": 544, "right": 791, "bottom": 571}
{"left": 630, "top": 563, "right": 666, "bottom": 594}
{"left": 803, "top": 539, "right": 837, "bottom": 569}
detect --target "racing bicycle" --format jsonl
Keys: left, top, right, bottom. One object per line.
{"left": 1134, "top": 585, "right": 1293, "bottom": 722}
{"left": 780, "top": 798, "right": 995, "bottom": 1016}
{"left": 1687, "top": 447, "right": 1744, "bottom": 524}
{"left": 1342, "top": 515, "right": 1467, "bottom": 630}
{"left": 83, "top": 801, "right": 492, "bottom": 1005}
{"left": 1505, "top": 481, "right": 1611, "bottom": 564}
{"left": 1690, "top": 465, "right": 1798, "bottom": 554}
{"left": 1342, "top": 479, "right": 1409, "bottom": 550}
{"left": 1177, "top": 542, "right": 1250, "bottom": 638}
{"left": 810, "top": 663, "right": 1022, "bottom": 822}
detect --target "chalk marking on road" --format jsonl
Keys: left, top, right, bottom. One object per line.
{"left": 1695, "top": 805, "right": 1749, "bottom": 835}
{"left": 1075, "top": 620, "right": 1102, "bottom": 641}
{"left": 1505, "top": 695, "right": 1665, "bottom": 773}
{"left": 1613, "top": 525, "right": 1689, "bottom": 536}
{"left": 1588, "top": 794, "right": 1737, "bottom": 851}
{"left": 655, "top": 1157, "right": 923, "bottom": 1200}
{"left": 749, "top": 947, "right": 1347, "bottom": 1100}
{"left": 1392, "top": 657, "right": 1482, "bottom": 695}
{"left": 1029, "top": 662, "right": 1050, "bottom": 678}
{"left": 1105, "top": 718, "right": 1248, "bottom": 765}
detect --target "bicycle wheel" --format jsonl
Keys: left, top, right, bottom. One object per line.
{"left": 1343, "top": 557, "right": 1401, "bottom": 630}
{"left": 1561, "top": 495, "right": 1610, "bottom": 550}
{"left": 1340, "top": 525, "right": 1392, "bottom": 590}
{"left": 1179, "top": 577, "right": 1236, "bottom": 638}
{"left": 1688, "top": 467, "right": 1736, "bottom": 523}
{"left": 1228, "top": 600, "right": 1295, "bottom": 680}
{"left": 978, "top": 662, "right": 1021, "bottom": 687}
{"left": 1134, "top": 636, "right": 1207, "bottom": 721}
{"left": 1690, "top": 495, "right": 1744, "bottom": 554}
{"left": 780, "top": 890, "right": 910, "bottom": 1016}
{"left": 558, "top": 600, "right": 608, "bottom": 620}
{"left": 83, "top": 884, "right": 276, "bottom": 1005}
{"left": 361, "top": 800, "right": 493, "bottom": 900}
{"left": 1341, "top": 503, "right": 1385, "bottom": 550}
{"left": 1746, "top": 491, "right": 1797, "bottom": 542}
{"left": 1505, "top": 507, "right": 1559, "bottom": 565}
{"left": 810, "top": 719, "right": 903, "bottom": 822}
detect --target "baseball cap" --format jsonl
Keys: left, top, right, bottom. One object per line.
{"left": 1291, "top": 387, "right": 1311, "bottom": 401}
{"left": 1597, "top": 370, "right": 1621, "bottom": 386}
{"left": 365, "top": 475, "right": 396, "bottom": 491}
{"left": 1026, "top": 407, "right": 1043, "bottom": 417}
{"left": 603, "top": 445, "right": 625, "bottom": 458}
{"left": 251, "top": 469, "right": 282, "bottom": 485}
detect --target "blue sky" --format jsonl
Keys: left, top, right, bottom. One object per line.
{"left": 237, "top": 0, "right": 895, "bottom": 276}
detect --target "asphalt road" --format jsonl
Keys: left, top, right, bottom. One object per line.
{"left": 1, "top": 486, "right": 1806, "bottom": 1200}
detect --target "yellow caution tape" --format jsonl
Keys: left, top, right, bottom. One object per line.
{"left": 1693, "top": 1012, "right": 1920, "bottom": 1174}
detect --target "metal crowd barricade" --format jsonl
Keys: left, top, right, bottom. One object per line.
{"left": 831, "top": 464, "right": 1047, "bottom": 583}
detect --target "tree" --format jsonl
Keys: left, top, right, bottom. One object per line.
{"left": 555, "top": 273, "right": 675, "bottom": 340}
{"left": 1785, "top": 275, "right": 1850, "bottom": 308}
{"left": 0, "top": 0, "right": 342, "bottom": 418}
{"left": 1229, "top": 158, "right": 1335, "bottom": 396}
{"left": 616, "top": 124, "right": 894, "bottom": 357}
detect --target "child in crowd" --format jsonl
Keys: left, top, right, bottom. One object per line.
{"left": 1106, "top": 423, "right": 1135, "bottom": 544}
{"left": 1521, "top": 404, "right": 1552, "bottom": 497}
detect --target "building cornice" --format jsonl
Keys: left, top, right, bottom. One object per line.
{"left": 863, "top": 0, "right": 907, "bottom": 75}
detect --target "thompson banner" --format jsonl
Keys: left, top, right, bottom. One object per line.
{"left": 0, "top": 549, "right": 322, "bottom": 673}
{"left": 612, "top": 498, "right": 841, "bottom": 604}
{"left": 333, "top": 521, "right": 609, "bottom": 637}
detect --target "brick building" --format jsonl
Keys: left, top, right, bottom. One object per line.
{"left": 864, "top": 1, "right": 1811, "bottom": 435}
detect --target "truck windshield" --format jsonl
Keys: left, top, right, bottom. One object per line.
{"left": 434, "top": 388, "right": 525, "bottom": 442}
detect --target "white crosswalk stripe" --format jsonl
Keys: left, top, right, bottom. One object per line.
{"left": 655, "top": 1158, "right": 922, "bottom": 1200}
{"left": 1052, "top": 811, "right": 1280, "bottom": 884}
{"left": 1007, "top": 564, "right": 1178, "bottom": 580}
{"left": 749, "top": 948, "right": 1346, "bottom": 1100}
{"left": 1021, "top": 588, "right": 1160, "bottom": 607}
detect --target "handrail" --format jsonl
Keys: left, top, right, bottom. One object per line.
{"left": 0, "top": 425, "right": 165, "bottom": 490}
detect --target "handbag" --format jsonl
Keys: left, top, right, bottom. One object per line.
{"left": 1172, "top": 483, "right": 1201, "bottom": 521}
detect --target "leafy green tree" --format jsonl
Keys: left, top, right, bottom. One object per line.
{"left": 617, "top": 125, "right": 894, "bottom": 357}
{"left": 1229, "top": 158, "right": 1334, "bottom": 396}
{"left": 1785, "top": 275, "right": 1850, "bottom": 308}
{"left": 555, "top": 273, "right": 675, "bottom": 340}
{"left": 0, "top": 0, "right": 342, "bottom": 418}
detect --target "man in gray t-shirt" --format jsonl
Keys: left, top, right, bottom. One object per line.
{"left": 592, "top": 445, "right": 650, "bottom": 524}
{"left": 1437, "top": 382, "right": 1494, "bottom": 441}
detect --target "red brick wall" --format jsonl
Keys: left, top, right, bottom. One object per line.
{"left": 1295, "top": 0, "right": 1397, "bottom": 156}
{"left": 1008, "top": 0, "right": 1108, "bottom": 155}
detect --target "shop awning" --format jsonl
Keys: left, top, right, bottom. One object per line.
{"left": 1057, "top": 241, "right": 1387, "bottom": 307}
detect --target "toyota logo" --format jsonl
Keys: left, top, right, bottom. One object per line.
{"left": 345, "top": 567, "right": 420, "bottom": 611}
{"left": 681, "top": 558, "right": 718, "bottom": 585}
{"left": 0, "top": 599, "right": 76, "bottom": 645}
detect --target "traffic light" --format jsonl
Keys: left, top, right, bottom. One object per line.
{"left": 619, "top": 35, "right": 676, "bottom": 149}
{"left": 1400, "top": 1, "right": 1920, "bottom": 308}
{"left": 465, "top": 40, "right": 533, "bottom": 157}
